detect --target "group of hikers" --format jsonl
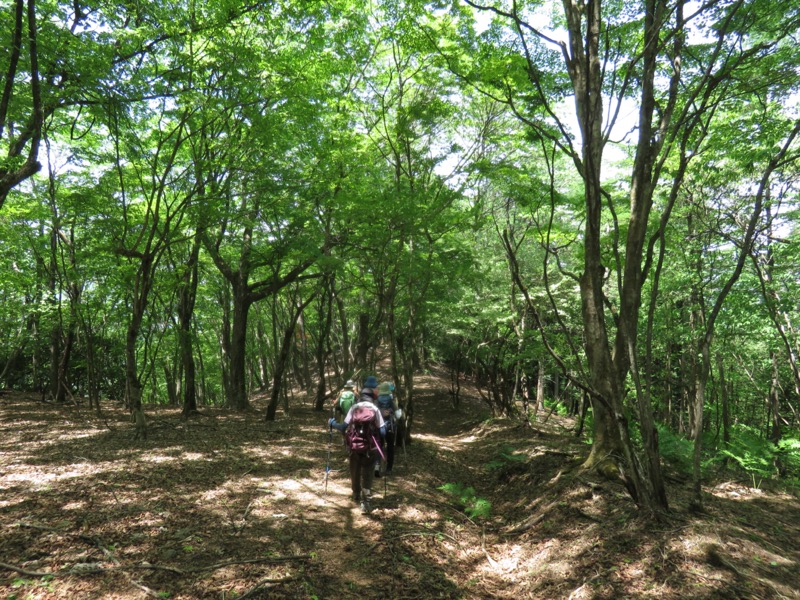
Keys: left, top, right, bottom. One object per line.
{"left": 326, "top": 375, "right": 402, "bottom": 514}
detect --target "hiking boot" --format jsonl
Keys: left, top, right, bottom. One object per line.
{"left": 360, "top": 490, "right": 372, "bottom": 514}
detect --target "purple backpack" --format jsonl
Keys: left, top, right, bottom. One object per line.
{"left": 345, "top": 405, "right": 378, "bottom": 454}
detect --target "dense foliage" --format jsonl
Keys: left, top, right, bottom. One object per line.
{"left": 1, "top": 0, "right": 799, "bottom": 509}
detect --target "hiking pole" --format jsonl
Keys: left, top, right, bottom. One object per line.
{"left": 324, "top": 426, "right": 332, "bottom": 495}
{"left": 324, "top": 406, "right": 334, "bottom": 495}
{"left": 401, "top": 414, "right": 407, "bottom": 460}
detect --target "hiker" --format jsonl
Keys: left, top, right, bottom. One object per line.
{"left": 328, "top": 401, "right": 386, "bottom": 513}
{"left": 374, "top": 382, "right": 400, "bottom": 476}
{"left": 360, "top": 375, "right": 379, "bottom": 403}
{"left": 333, "top": 380, "right": 357, "bottom": 424}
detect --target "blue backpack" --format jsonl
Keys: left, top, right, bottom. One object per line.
{"left": 376, "top": 394, "right": 395, "bottom": 432}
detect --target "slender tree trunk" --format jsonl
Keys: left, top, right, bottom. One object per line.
{"left": 48, "top": 226, "right": 60, "bottom": 401}
{"left": 179, "top": 233, "right": 201, "bottom": 416}
{"left": 314, "top": 279, "right": 334, "bottom": 411}
{"left": 334, "top": 291, "right": 350, "bottom": 375}
{"left": 688, "top": 123, "right": 800, "bottom": 509}
{"left": 296, "top": 309, "right": 312, "bottom": 392}
{"left": 164, "top": 363, "right": 179, "bottom": 405}
{"left": 716, "top": 352, "right": 730, "bottom": 462}
{"left": 535, "top": 361, "right": 546, "bottom": 418}
{"left": 691, "top": 337, "right": 711, "bottom": 507}
{"left": 256, "top": 319, "right": 270, "bottom": 391}
{"left": 228, "top": 284, "right": 252, "bottom": 410}
{"left": 218, "top": 285, "right": 232, "bottom": 404}
{"left": 265, "top": 292, "right": 315, "bottom": 421}
{"left": 769, "top": 351, "right": 784, "bottom": 475}
{"left": 126, "top": 315, "right": 144, "bottom": 412}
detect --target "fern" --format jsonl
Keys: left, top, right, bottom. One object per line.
{"left": 485, "top": 444, "right": 526, "bottom": 471}
{"left": 438, "top": 482, "right": 492, "bottom": 520}
{"left": 775, "top": 437, "right": 800, "bottom": 477}
{"left": 708, "top": 425, "right": 781, "bottom": 480}
{"left": 655, "top": 424, "right": 694, "bottom": 473}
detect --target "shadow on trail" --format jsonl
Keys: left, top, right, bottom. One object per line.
{"left": 2, "top": 380, "right": 799, "bottom": 599}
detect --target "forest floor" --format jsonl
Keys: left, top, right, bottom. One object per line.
{"left": 1, "top": 369, "right": 800, "bottom": 599}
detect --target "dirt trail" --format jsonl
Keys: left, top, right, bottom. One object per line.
{"left": 1, "top": 374, "right": 800, "bottom": 599}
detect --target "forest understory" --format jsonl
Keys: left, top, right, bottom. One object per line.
{"left": 1, "top": 369, "right": 799, "bottom": 600}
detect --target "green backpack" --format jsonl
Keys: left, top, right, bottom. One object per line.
{"left": 338, "top": 390, "right": 356, "bottom": 416}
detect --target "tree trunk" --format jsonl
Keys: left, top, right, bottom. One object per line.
{"left": 355, "top": 312, "right": 370, "bottom": 374}
{"left": 164, "top": 363, "right": 179, "bottom": 405}
{"left": 302, "top": 312, "right": 314, "bottom": 392}
{"left": 227, "top": 284, "right": 252, "bottom": 410}
{"left": 535, "top": 361, "right": 546, "bottom": 418}
{"left": 48, "top": 227, "right": 60, "bottom": 401}
{"left": 690, "top": 337, "right": 710, "bottom": 508}
{"left": 716, "top": 352, "right": 730, "bottom": 464}
{"left": 769, "top": 351, "right": 784, "bottom": 475}
{"left": 314, "top": 280, "right": 334, "bottom": 411}
{"left": 218, "top": 285, "right": 232, "bottom": 405}
{"left": 335, "top": 291, "right": 350, "bottom": 375}
{"left": 256, "top": 319, "right": 270, "bottom": 391}
{"left": 179, "top": 233, "right": 201, "bottom": 416}
{"left": 265, "top": 292, "right": 315, "bottom": 421}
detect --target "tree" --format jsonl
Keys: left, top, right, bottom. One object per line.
{"left": 0, "top": 0, "right": 43, "bottom": 209}
{"left": 442, "top": 0, "right": 800, "bottom": 513}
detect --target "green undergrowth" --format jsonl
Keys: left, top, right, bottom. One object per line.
{"left": 437, "top": 482, "right": 492, "bottom": 520}
{"left": 484, "top": 444, "right": 527, "bottom": 471}
{"left": 656, "top": 422, "right": 800, "bottom": 491}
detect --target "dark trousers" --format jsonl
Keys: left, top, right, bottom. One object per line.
{"left": 349, "top": 451, "right": 375, "bottom": 500}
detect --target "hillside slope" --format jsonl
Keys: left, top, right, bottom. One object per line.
{"left": 0, "top": 372, "right": 798, "bottom": 599}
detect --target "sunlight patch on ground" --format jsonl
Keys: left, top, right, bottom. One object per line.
{"left": 710, "top": 481, "right": 765, "bottom": 499}
{"left": 274, "top": 477, "right": 329, "bottom": 506}
{"left": 180, "top": 451, "right": 210, "bottom": 461}
{"left": 393, "top": 503, "right": 441, "bottom": 523}
{"left": 483, "top": 543, "right": 523, "bottom": 574}
{"left": 242, "top": 445, "right": 299, "bottom": 464}
{"left": 1, "top": 460, "right": 124, "bottom": 488}
{"left": 198, "top": 486, "right": 234, "bottom": 503}
{"left": 0, "top": 426, "right": 100, "bottom": 452}
{"left": 139, "top": 453, "right": 179, "bottom": 464}
{"left": 520, "top": 538, "right": 586, "bottom": 581}
{"left": 411, "top": 432, "right": 461, "bottom": 452}
{"left": 675, "top": 533, "right": 717, "bottom": 559}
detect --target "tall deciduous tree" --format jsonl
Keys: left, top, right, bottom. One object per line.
{"left": 444, "top": 0, "right": 800, "bottom": 512}
{"left": 0, "top": 0, "right": 42, "bottom": 209}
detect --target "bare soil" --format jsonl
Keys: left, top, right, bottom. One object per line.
{"left": 1, "top": 370, "right": 799, "bottom": 599}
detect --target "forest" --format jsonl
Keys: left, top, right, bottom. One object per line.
{"left": 1, "top": 0, "right": 800, "bottom": 598}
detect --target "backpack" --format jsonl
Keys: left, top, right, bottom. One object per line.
{"left": 337, "top": 390, "right": 356, "bottom": 416}
{"left": 376, "top": 394, "right": 395, "bottom": 432}
{"left": 345, "top": 404, "right": 379, "bottom": 455}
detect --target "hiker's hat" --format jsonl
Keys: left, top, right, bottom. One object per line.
{"left": 344, "top": 380, "right": 355, "bottom": 389}
{"left": 364, "top": 375, "right": 378, "bottom": 388}
{"left": 378, "top": 382, "right": 391, "bottom": 394}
